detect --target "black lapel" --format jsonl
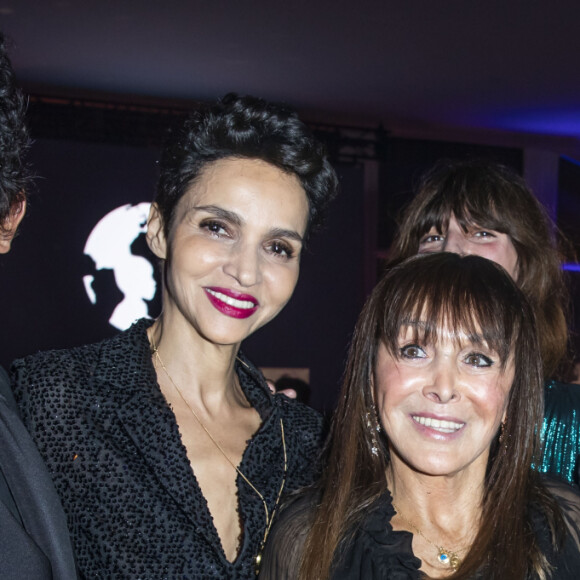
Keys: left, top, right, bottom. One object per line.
{"left": 89, "top": 320, "right": 214, "bottom": 541}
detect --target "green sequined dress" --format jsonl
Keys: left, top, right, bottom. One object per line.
{"left": 540, "top": 381, "right": 580, "bottom": 483}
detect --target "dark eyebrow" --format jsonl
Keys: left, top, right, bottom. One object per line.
{"left": 189, "top": 205, "right": 242, "bottom": 226}
{"left": 190, "top": 205, "right": 304, "bottom": 244}
{"left": 268, "top": 228, "right": 304, "bottom": 244}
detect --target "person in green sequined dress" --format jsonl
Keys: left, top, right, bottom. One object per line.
{"left": 390, "top": 159, "right": 580, "bottom": 483}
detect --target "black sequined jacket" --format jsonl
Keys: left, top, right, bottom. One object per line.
{"left": 12, "top": 319, "right": 324, "bottom": 579}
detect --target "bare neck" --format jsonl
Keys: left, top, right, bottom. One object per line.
{"left": 387, "top": 454, "right": 485, "bottom": 541}
{"left": 148, "top": 315, "right": 249, "bottom": 414}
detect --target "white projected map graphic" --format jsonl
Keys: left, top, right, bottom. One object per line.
{"left": 83, "top": 203, "right": 157, "bottom": 330}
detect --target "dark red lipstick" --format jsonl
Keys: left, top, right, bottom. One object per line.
{"left": 204, "top": 287, "right": 259, "bottom": 319}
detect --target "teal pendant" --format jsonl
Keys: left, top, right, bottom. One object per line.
{"left": 438, "top": 548, "right": 461, "bottom": 570}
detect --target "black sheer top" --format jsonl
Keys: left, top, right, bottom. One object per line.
{"left": 260, "top": 478, "right": 580, "bottom": 579}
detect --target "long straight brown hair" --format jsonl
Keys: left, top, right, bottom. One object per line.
{"left": 391, "top": 159, "right": 571, "bottom": 379}
{"left": 299, "top": 253, "right": 564, "bottom": 580}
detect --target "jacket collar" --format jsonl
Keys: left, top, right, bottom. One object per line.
{"left": 91, "top": 317, "right": 157, "bottom": 397}
{"left": 91, "top": 318, "right": 273, "bottom": 415}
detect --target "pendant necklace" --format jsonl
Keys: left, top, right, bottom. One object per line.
{"left": 150, "top": 335, "right": 287, "bottom": 575}
{"left": 393, "top": 503, "right": 466, "bottom": 571}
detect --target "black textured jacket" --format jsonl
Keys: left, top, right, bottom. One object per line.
{"left": 12, "top": 319, "right": 324, "bottom": 579}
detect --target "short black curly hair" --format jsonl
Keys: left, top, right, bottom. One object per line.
{"left": 156, "top": 93, "right": 338, "bottom": 240}
{"left": 0, "top": 33, "right": 30, "bottom": 227}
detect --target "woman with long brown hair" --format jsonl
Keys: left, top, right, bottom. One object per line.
{"left": 261, "top": 253, "right": 580, "bottom": 579}
{"left": 390, "top": 159, "right": 579, "bottom": 483}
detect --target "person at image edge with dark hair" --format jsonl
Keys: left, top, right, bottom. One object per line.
{"left": 0, "top": 32, "right": 77, "bottom": 579}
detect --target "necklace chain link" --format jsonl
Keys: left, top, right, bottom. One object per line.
{"left": 393, "top": 503, "right": 465, "bottom": 571}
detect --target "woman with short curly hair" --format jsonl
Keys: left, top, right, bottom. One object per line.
{"left": 13, "top": 93, "right": 338, "bottom": 578}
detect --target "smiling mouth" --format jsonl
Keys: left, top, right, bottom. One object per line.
{"left": 204, "top": 287, "right": 259, "bottom": 320}
{"left": 412, "top": 416, "right": 465, "bottom": 433}
{"left": 205, "top": 288, "right": 257, "bottom": 310}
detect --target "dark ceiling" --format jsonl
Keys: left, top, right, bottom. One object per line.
{"left": 2, "top": 0, "right": 580, "bottom": 155}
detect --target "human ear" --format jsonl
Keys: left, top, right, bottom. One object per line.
{"left": 0, "top": 198, "right": 26, "bottom": 254}
{"left": 146, "top": 203, "right": 167, "bottom": 260}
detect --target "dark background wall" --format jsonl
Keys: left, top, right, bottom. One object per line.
{"left": 0, "top": 138, "right": 160, "bottom": 360}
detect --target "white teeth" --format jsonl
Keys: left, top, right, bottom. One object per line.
{"left": 412, "top": 416, "right": 464, "bottom": 433}
{"left": 207, "top": 289, "right": 255, "bottom": 310}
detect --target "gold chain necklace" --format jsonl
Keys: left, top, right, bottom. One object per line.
{"left": 393, "top": 503, "right": 466, "bottom": 571}
{"left": 149, "top": 336, "right": 287, "bottom": 576}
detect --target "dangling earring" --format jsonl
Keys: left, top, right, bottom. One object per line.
{"left": 499, "top": 419, "right": 508, "bottom": 451}
{"left": 366, "top": 403, "right": 381, "bottom": 456}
